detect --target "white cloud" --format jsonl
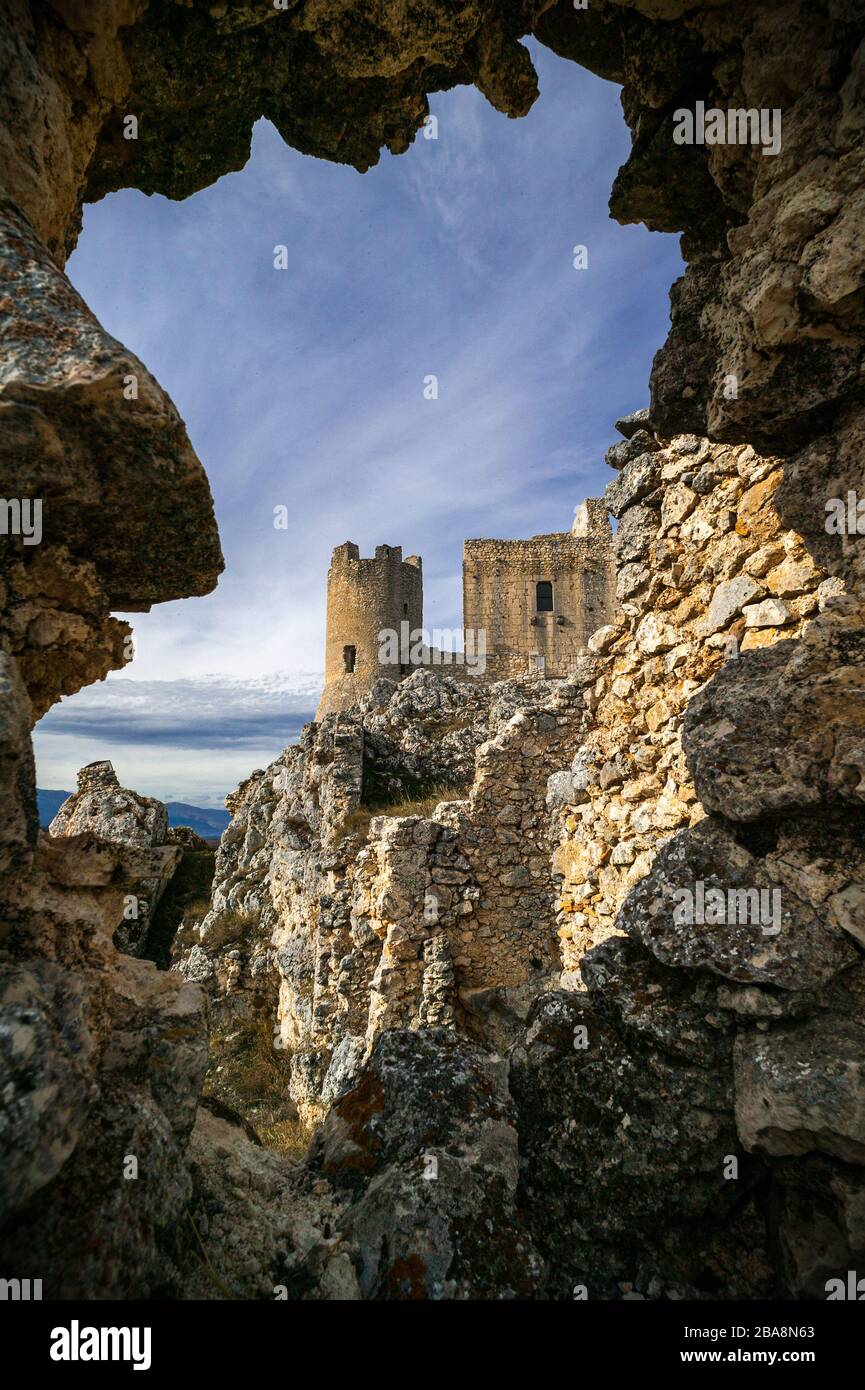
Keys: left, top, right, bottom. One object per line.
{"left": 34, "top": 672, "right": 321, "bottom": 805}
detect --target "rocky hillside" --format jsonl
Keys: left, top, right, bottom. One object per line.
{"left": 172, "top": 412, "right": 864, "bottom": 1300}
{"left": 175, "top": 670, "right": 562, "bottom": 1126}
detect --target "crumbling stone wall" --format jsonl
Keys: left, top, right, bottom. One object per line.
{"left": 438, "top": 677, "right": 591, "bottom": 992}
{"left": 180, "top": 669, "right": 583, "bottom": 1123}
{"left": 524, "top": 401, "right": 865, "bottom": 1296}
{"left": 463, "top": 498, "right": 616, "bottom": 680}
{"left": 550, "top": 419, "right": 838, "bottom": 969}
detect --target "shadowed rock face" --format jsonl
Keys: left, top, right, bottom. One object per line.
{"left": 1, "top": 0, "right": 865, "bottom": 1299}
{"left": 0, "top": 193, "right": 224, "bottom": 717}
{"left": 0, "top": 200, "right": 223, "bottom": 608}
{"left": 308, "top": 1028, "right": 544, "bottom": 1299}
{"left": 0, "top": 0, "right": 541, "bottom": 266}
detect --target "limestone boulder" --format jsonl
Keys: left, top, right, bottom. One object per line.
{"left": 735, "top": 1019, "right": 865, "bottom": 1165}
{"left": 310, "top": 1028, "right": 544, "bottom": 1298}
{"left": 618, "top": 817, "right": 858, "bottom": 992}
{"left": 683, "top": 616, "right": 865, "bottom": 819}
{"left": 49, "top": 761, "right": 180, "bottom": 954}
{"left": 0, "top": 199, "right": 223, "bottom": 611}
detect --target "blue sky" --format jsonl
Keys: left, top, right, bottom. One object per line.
{"left": 34, "top": 39, "right": 683, "bottom": 806}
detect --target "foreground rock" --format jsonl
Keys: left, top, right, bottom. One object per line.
{"left": 308, "top": 1029, "right": 543, "bottom": 1299}
{"left": 0, "top": 827, "right": 209, "bottom": 1298}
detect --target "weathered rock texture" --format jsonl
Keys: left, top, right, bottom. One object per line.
{"left": 0, "top": 195, "right": 224, "bottom": 720}
{"left": 49, "top": 760, "right": 180, "bottom": 954}
{"left": 537, "top": 0, "right": 865, "bottom": 452}
{"left": 176, "top": 670, "right": 578, "bottom": 1125}
{"left": 2, "top": 0, "right": 865, "bottom": 1301}
{"left": 551, "top": 427, "right": 847, "bottom": 968}
{"left": 0, "top": 823, "right": 209, "bottom": 1298}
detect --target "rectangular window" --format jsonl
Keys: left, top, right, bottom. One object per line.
{"left": 536, "top": 581, "right": 553, "bottom": 612}
{"left": 343, "top": 645, "right": 356, "bottom": 673}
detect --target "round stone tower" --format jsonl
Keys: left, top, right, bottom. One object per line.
{"left": 316, "top": 542, "right": 423, "bottom": 718}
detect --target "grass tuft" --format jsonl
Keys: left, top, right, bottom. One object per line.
{"left": 343, "top": 780, "right": 470, "bottom": 838}
{"left": 204, "top": 1015, "right": 308, "bottom": 1159}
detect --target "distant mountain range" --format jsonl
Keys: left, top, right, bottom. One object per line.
{"left": 37, "top": 789, "right": 231, "bottom": 842}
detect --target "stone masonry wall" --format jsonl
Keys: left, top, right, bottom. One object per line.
{"left": 463, "top": 500, "right": 616, "bottom": 681}
{"left": 549, "top": 419, "right": 844, "bottom": 972}
{"left": 438, "top": 676, "right": 592, "bottom": 993}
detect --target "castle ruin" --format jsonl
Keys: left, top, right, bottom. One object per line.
{"left": 464, "top": 498, "right": 616, "bottom": 681}
{"left": 315, "top": 499, "right": 615, "bottom": 717}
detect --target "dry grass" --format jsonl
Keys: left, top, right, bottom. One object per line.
{"left": 378, "top": 782, "right": 469, "bottom": 818}
{"left": 204, "top": 1015, "right": 309, "bottom": 1159}
{"left": 183, "top": 895, "right": 213, "bottom": 920}
{"left": 344, "top": 780, "right": 469, "bottom": 838}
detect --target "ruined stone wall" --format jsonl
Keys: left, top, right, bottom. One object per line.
{"left": 437, "top": 678, "right": 590, "bottom": 992}
{"left": 316, "top": 543, "right": 423, "bottom": 718}
{"left": 521, "top": 407, "right": 865, "bottom": 1297}
{"left": 181, "top": 670, "right": 583, "bottom": 1123}
{"left": 463, "top": 499, "right": 615, "bottom": 680}
{"left": 550, "top": 422, "right": 838, "bottom": 968}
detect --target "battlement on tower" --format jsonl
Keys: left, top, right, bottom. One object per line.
{"left": 315, "top": 542, "right": 424, "bottom": 718}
